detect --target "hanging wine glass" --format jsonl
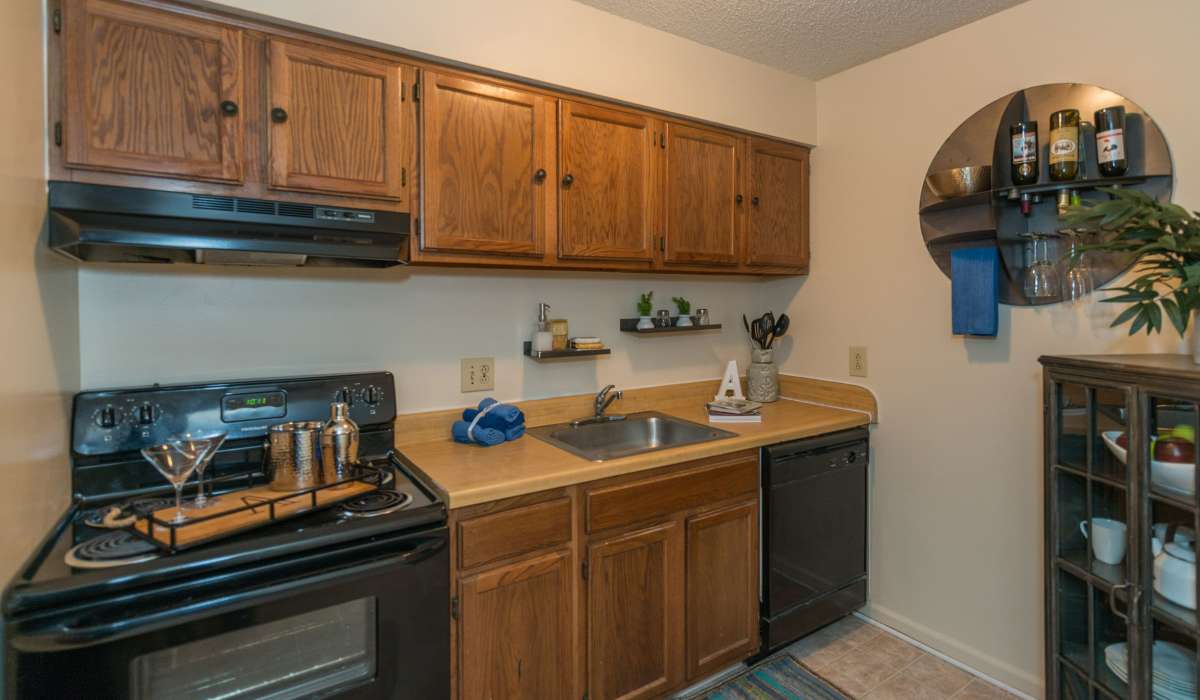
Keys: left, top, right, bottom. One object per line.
{"left": 1061, "top": 232, "right": 1094, "bottom": 303}
{"left": 169, "top": 431, "right": 228, "bottom": 509}
{"left": 1023, "top": 234, "right": 1060, "bottom": 300}
{"left": 140, "top": 443, "right": 199, "bottom": 524}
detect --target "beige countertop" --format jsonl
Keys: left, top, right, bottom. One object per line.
{"left": 397, "top": 398, "right": 870, "bottom": 509}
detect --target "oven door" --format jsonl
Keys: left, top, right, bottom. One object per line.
{"left": 6, "top": 526, "right": 449, "bottom": 700}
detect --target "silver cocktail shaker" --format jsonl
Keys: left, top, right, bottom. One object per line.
{"left": 321, "top": 402, "right": 359, "bottom": 486}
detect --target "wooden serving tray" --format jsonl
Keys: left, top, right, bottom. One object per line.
{"left": 134, "top": 479, "right": 376, "bottom": 551}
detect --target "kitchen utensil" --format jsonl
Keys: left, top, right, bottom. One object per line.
{"left": 321, "top": 402, "right": 360, "bottom": 488}
{"left": 773, "top": 314, "right": 790, "bottom": 340}
{"left": 1080, "top": 517, "right": 1127, "bottom": 565}
{"left": 1155, "top": 541, "right": 1197, "bottom": 609}
{"left": 267, "top": 420, "right": 326, "bottom": 492}
{"left": 168, "top": 431, "right": 227, "bottom": 509}
{"left": 140, "top": 443, "right": 198, "bottom": 524}
{"left": 925, "top": 165, "right": 992, "bottom": 199}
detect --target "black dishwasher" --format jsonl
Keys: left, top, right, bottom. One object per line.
{"left": 760, "top": 427, "right": 869, "bottom": 652}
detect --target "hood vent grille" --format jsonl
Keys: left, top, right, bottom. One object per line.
{"left": 278, "top": 203, "right": 315, "bottom": 219}
{"left": 191, "top": 196, "right": 318, "bottom": 220}
{"left": 192, "top": 195, "right": 235, "bottom": 212}
{"left": 235, "top": 198, "right": 276, "bottom": 215}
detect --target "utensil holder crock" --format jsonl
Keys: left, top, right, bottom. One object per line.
{"left": 747, "top": 348, "right": 779, "bottom": 402}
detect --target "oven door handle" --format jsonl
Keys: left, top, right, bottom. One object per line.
{"left": 10, "top": 534, "right": 446, "bottom": 653}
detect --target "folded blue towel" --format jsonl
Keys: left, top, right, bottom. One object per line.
{"left": 463, "top": 398, "right": 524, "bottom": 428}
{"left": 452, "top": 420, "right": 506, "bottom": 446}
{"left": 951, "top": 247, "right": 999, "bottom": 337}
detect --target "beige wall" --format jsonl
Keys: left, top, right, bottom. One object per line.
{"left": 0, "top": 0, "right": 79, "bottom": 581}
{"left": 772, "top": 0, "right": 1200, "bottom": 695}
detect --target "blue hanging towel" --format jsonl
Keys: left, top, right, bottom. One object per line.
{"left": 951, "top": 247, "right": 999, "bottom": 337}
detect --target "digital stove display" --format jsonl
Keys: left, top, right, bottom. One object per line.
{"left": 221, "top": 390, "right": 287, "bottom": 422}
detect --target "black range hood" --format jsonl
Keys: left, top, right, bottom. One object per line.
{"left": 48, "top": 182, "right": 410, "bottom": 267}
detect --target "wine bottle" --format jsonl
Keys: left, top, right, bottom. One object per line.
{"left": 1094, "top": 106, "right": 1127, "bottom": 177}
{"left": 1010, "top": 121, "right": 1039, "bottom": 186}
{"left": 1049, "top": 109, "right": 1080, "bottom": 181}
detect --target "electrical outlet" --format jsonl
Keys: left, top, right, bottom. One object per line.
{"left": 849, "top": 346, "right": 868, "bottom": 377}
{"left": 461, "top": 357, "right": 495, "bottom": 392}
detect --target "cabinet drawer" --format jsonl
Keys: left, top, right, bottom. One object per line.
{"left": 586, "top": 452, "right": 758, "bottom": 533}
{"left": 458, "top": 496, "right": 572, "bottom": 570}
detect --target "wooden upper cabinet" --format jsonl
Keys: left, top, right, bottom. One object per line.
{"left": 685, "top": 501, "right": 759, "bottom": 679}
{"left": 588, "top": 520, "right": 684, "bottom": 700}
{"left": 267, "top": 39, "right": 410, "bottom": 201}
{"left": 662, "top": 123, "right": 740, "bottom": 266}
{"left": 420, "top": 72, "right": 550, "bottom": 256}
{"left": 459, "top": 550, "right": 574, "bottom": 700}
{"left": 62, "top": 0, "right": 244, "bottom": 182}
{"left": 745, "top": 139, "right": 810, "bottom": 269}
{"left": 558, "top": 101, "right": 658, "bottom": 262}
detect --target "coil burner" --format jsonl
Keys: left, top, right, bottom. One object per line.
{"left": 65, "top": 531, "right": 160, "bottom": 569}
{"left": 339, "top": 490, "right": 412, "bottom": 518}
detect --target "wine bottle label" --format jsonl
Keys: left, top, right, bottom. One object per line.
{"left": 1012, "top": 133, "right": 1037, "bottom": 164}
{"left": 1097, "top": 128, "right": 1125, "bottom": 164}
{"left": 1049, "top": 126, "right": 1079, "bottom": 164}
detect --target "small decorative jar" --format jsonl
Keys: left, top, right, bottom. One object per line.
{"left": 747, "top": 348, "right": 779, "bottom": 402}
{"left": 694, "top": 308, "right": 710, "bottom": 326}
{"left": 655, "top": 309, "right": 672, "bottom": 328}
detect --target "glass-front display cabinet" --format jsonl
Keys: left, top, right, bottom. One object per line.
{"left": 1042, "top": 355, "right": 1200, "bottom": 700}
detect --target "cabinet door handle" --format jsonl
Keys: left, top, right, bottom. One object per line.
{"left": 735, "top": 194, "right": 743, "bottom": 205}
{"left": 270, "top": 107, "right": 288, "bottom": 123}
{"left": 562, "top": 173, "right": 574, "bottom": 187}
{"left": 1108, "top": 582, "right": 1139, "bottom": 624}
{"left": 534, "top": 168, "right": 547, "bottom": 183}
{"left": 220, "top": 100, "right": 239, "bottom": 116}
{"left": 751, "top": 196, "right": 760, "bottom": 207}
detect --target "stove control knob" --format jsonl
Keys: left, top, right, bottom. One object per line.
{"left": 364, "top": 386, "right": 382, "bottom": 405}
{"left": 96, "top": 406, "right": 120, "bottom": 428}
{"left": 137, "top": 403, "right": 157, "bottom": 425}
{"left": 335, "top": 387, "right": 355, "bottom": 406}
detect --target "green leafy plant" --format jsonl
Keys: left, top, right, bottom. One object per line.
{"left": 637, "top": 291, "right": 653, "bottom": 316}
{"left": 1065, "top": 188, "right": 1200, "bottom": 336}
{"left": 672, "top": 296, "right": 691, "bottom": 314}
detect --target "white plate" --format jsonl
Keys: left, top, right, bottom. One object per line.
{"left": 1106, "top": 642, "right": 1197, "bottom": 694}
{"left": 1101, "top": 431, "right": 1196, "bottom": 497}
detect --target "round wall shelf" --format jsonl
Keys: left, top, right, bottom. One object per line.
{"left": 918, "top": 83, "right": 1174, "bottom": 306}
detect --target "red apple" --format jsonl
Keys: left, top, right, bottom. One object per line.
{"left": 1117, "top": 433, "right": 1129, "bottom": 450}
{"left": 1155, "top": 437, "right": 1196, "bottom": 464}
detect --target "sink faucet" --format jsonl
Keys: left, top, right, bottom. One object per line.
{"left": 570, "top": 385, "right": 625, "bottom": 427}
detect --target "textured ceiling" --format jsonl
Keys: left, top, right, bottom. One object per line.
{"left": 575, "top": 0, "right": 1028, "bottom": 79}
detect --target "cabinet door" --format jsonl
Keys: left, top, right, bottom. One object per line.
{"left": 745, "top": 139, "right": 809, "bottom": 269}
{"left": 685, "top": 501, "right": 759, "bottom": 679}
{"left": 662, "top": 123, "right": 740, "bottom": 266}
{"left": 267, "top": 39, "right": 408, "bottom": 201}
{"left": 420, "top": 73, "right": 549, "bottom": 256}
{"left": 588, "top": 520, "right": 683, "bottom": 700}
{"left": 459, "top": 550, "right": 574, "bottom": 700}
{"left": 62, "top": 0, "right": 244, "bottom": 182}
{"left": 558, "top": 101, "right": 657, "bottom": 262}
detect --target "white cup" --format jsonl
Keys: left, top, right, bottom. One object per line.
{"left": 1080, "top": 518, "right": 1128, "bottom": 565}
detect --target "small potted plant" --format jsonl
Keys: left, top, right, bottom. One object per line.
{"left": 636, "top": 291, "right": 655, "bottom": 330}
{"left": 672, "top": 296, "right": 693, "bottom": 326}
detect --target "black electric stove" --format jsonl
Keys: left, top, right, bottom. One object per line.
{"left": 3, "top": 372, "right": 449, "bottom": 700}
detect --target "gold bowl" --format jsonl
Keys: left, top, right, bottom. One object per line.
{"left": 926, "top": 165, "right": 992, "bottom": 199}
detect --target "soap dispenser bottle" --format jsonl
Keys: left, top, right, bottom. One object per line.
{"left": 533, "top": 303, "right": 554, "bottom": 352}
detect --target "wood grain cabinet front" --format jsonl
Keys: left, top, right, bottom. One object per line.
{"left": 744, "top": 138, "right": 810, "bottom": 270}
{"left": 62, "top": 0, "right": 245, "bottom": 182}
{"left": 458, "top": 550, "right": 575, "bottom": 700}
{"left": 419, "top": 72, "right": 551, "bottom": 256}
{"left": 661, "top": 122, "right": 741, "bottom": 266}
{"left": 267, "top": 39, "right": 412, "bottom": 202}
{"left": 685, "top": 500, "right": 759, "bottom": 679}
{"left": 558, "top": 101, "right": 659, "bottom": 262}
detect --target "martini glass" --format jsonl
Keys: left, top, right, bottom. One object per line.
{"left": 169, "top": 431, "right": 228, "bottom": 509}
{"left": 141, "top": 443, "right": 199, "bottom": 524}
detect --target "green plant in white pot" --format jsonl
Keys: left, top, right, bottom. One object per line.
{"left": 636, "top": 291, "right": 655, "bottom": 330}
{"left": 1065, "top": 189, "right": 1200, "bottom": 360}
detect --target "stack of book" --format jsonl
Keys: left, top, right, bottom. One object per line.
{"left": 706, "top": 398, "right": 762, "bottom": 423}
{"left": 570, "top": 337, "right": 605, "bottom": 350}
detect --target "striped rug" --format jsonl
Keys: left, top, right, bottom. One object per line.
{"left": 695, "top": 655, "right": 850, "bottom": 700}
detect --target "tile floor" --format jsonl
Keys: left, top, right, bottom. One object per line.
{"left": 786, "top": 617, "right": 1022, "bottom": 700}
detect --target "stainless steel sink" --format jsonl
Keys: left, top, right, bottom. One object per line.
{"left": 527, "top": 411, "right": 737, "bottom": 462}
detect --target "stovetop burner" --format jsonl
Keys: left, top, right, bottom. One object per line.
{"left": 83, "top": 496, "right": 177, "bottom": 529}
{"left": 339, "top": 489, "right": 413, "bottom": 518}
{"left": 64, "top": 531, "right": 160, "bottom": 569}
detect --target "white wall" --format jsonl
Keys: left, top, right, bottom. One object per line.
{"left": 74, "top": 0, "right": 815, "bottom": 404}
{"left": 775, "top": 0, "right": 1199, "bottom": 695}
{"left": 0, "top": 0, "right": 79, "bottom": 582}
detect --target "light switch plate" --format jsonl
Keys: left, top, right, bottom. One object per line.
{"left": 849, "top": 346, "right": 868, "bottom": 377}
{"left": 461, "top": 357, "right": 495, "bottom": 392}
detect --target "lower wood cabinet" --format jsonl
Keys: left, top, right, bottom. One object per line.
{"left": 587, "top": 520, "right": 684, "bottom": 700}
{"left": 449, "top": 451, "right": 760, "bottom": 700}
{"left": 458, "top": 550, "right": 574, "bottom": 699}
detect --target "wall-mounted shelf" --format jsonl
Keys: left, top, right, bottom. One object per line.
{"left": 619, "top": 317, "right": 722, "bottom": 334}
{"left": 523, "top": 341, "right": 611, "bottom": 360}
{"left": 919, "top": 174, "right": 1170, "bottom": 215}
